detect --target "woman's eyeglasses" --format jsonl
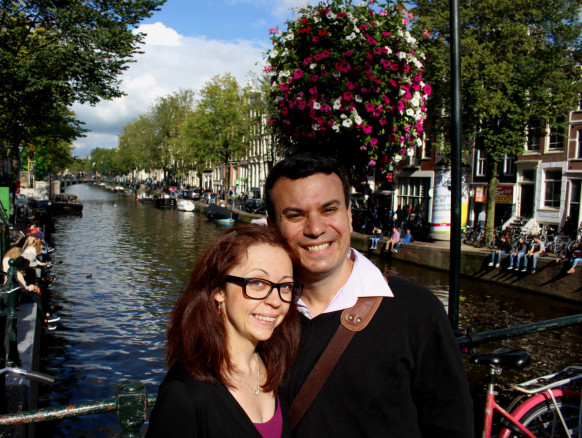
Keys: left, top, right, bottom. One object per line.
{"left": 225, "top": 275, "right": 303, "bottom": 303}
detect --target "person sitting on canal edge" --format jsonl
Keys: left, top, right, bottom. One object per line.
{"left": 368, "top": 226, "right": 383, "bottom": 250}
{"left": 488, "top": 235, "right": 510, "bottom": 268}
{"left": 566, "top": 249, "right": 582, "bottom": 274}
{"left": 384, "top": 226, "right": 400, "bottom": 253}
{"left": 393, "top": 228, "right": 412, "bottom": 253}
{"left": 507, "top": 237, "right": 528, "bottom": 271}
{"left": 523, "top": 235, "right": 545, "bottom": 274}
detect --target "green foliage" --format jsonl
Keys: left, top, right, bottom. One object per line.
{"left": 0, "top": 0, "right": 166, "bottom": 158}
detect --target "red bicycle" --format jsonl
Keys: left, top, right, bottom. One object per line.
{"left": 471, "top": 349, "right": 582, "bottom": 437}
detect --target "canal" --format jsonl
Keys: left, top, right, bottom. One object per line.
{"left": 37, "top": 184, "right": 582, "bottom": 437}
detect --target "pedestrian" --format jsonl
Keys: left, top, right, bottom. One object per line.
{"left": 524, "top": 235, "right": 545, "bottom": 274}
{"left": 384, "top": 226, "right": 400, "bottom": 253}
{"left": 488, "top": 235, "right": 510, "bottom": 268}
{"left": 368, "top": 226, "right": 383, "bottom": 250}
{"left": 508, "top": 237, "right": 528, "bottom": 270}
{"left": 394, "top": 228, "right": 412, "bottom": 252}
{"left": 265, "top": 153, "right": 473, "bottom": 437}
{"left": 147, "top": 225, "right": 302, "bottom": 437}
{"left": 567, "top": 249, "right": 582, "bottom": 274}
{"left": 478, "top": 209, "right": 486, "bottom": 231}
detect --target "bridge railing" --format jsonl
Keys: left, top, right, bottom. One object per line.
{"left": 0, "top": 313, "right": 581, "bottom": 436}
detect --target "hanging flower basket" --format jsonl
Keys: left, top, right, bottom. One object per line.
{"left": 265, "top": 0, "right": 431, "bottom": 171}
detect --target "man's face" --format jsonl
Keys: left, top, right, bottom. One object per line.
{"left": 270, "top": 173, "right": 353, "bottom": 283}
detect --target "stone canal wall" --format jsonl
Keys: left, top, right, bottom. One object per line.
{"left": 233, "top": 208, "right": 582, "bottom": 304}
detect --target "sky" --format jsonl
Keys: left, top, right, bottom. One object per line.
{"left": 71, "top": 0, "right": 312, "bottom": 158}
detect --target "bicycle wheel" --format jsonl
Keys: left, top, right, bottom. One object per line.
{"left": 499, "top": 390, "right": 581, "bottom": 438}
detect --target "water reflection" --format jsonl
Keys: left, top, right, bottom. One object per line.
{"left": 37, "top": 184, "right": 582, "bottom": 437}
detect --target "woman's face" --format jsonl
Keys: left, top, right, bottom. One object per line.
{"left": 215, "top": 244, "right": 293, "bottom": 349}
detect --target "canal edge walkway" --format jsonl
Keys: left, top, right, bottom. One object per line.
{"left": 227, "top": 206, "right": 582, "bottom": 304}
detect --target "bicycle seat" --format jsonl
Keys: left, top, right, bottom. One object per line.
{"left": 470, "top": 349, "right": 531, "bottom": 370}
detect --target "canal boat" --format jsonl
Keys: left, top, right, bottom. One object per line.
{"left": 177, "top": 199, "right": 196, "bottom": 212}
{"left": 49, "top": 193, "right": 83, "bottom": 215}
{"left": 204, "top": 204, "right": 238, "bottom": 223}
{"left": 153, "top": 196, "right": 177, "bottom": 208}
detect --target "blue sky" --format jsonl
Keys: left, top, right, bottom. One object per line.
{"left": 71, "top": 0, "right": 309, "bottom": 158}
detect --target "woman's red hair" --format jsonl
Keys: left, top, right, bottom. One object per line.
{"left": 166, "top": 224, "right": 300, "bottom": 392}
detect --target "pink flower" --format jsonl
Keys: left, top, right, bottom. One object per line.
{"left": 293, "top": 69, "right": 304, "bottom": 79}
{"left": 365, "top": 103, "right": 375, "bottom": 112}
{"left": 309, "top": 86, "right": 318, "bottom": 95}
{"left": 303, "top": 56, "right": 312, "bottom": 65}
{"left": 416, "top": 123, "right": 423, "bottom": 132}
{"left": 383, "top": 95, "right": 390, "bottom": 105}
{"left": 346, "top": 81, "right": 355, "bottom": 90}
{"left": 423, "top": 29, "right": 431, "bottom": 39}
{"left": 269, "top": 27, "right": 278, "bottom": 35}
{"left": 311, "top": 74, "right": 319, "bottom": 82}
{"left": 362, "top": 125, "right": 373, "bottom": 134}
{"left": 366, "top": 35, "right": 377, "bottom": 45}
{"left": 382, "top": 32, "right": 391, "bottom": 37}
{"left": 279, "top": 83, "right": 289, "bottom": 91}
{"left": 423, "top": 84, "right": 432, "bottom": 96}
{"left": 268, "top": 118, "right": 275, "bottom": 124}
{"left": 370, "top": 138, "right": 378, "bottom": 146}
{"left": 321, "top": 50, "right": 330, "bottom": 58}
{"left": 360, "top": 145, "right": 367, "bottom": 151}
{"left": 404, "top": 125, "right": 410, "bottom": 132}
{"left": 263, "top": 65, "right": 274, "bottom": 73}
{"left": 297, "top": 101, "right": 307, "bottom": 110}
{"left": 312, "top": 36, "right": 320, "bottom": 43}
{"left": 397, "top": 101, "right": 405, "bottom": 111}
{"left": 368, "top": 160, "right": 376, "bottom": 166}
{"left": 343, "top": 91, "right": 353, "bottom": 100}
{"left": 344, "top": 51, "right": 353, "bottom": 57}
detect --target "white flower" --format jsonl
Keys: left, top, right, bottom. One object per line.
{"left": 310, "top": 63, "right": 317, "bottom": 69}
{"left": 270, "top": 49, "right": 279, "bottom": 58}
{"left": 332, "top": 122, "right": 341, "bottom": 132}
{"left": 326, "top": 11, "right": 336, "bottom": 19}
{"left": 399, "top": 88, "right": 406, "bottom": 96}
{"left": 313, "top": 16, "right": 321, "bottom": 23}
{"left": 346, "top": 32, "right": 357, "bottom": 41}
{"left": 354, "top": 114, "right": 363, "bottom": 125}
{"left": 411, "top": 97, "right": 420, "bottom": 107}
{"left": 333, "top": 98, "right": 342, "bottom": 110}
{"left": 274, "top": 96, "right": 284, "bottom": 104}
{"left": 406, "top": 108, "right": 414, "bottom": 117}
{"left": 312, "top": 124, "right": 320, "bottom": 131}
{"left": 354, "top": 95, "right": 363, "bottom": 103}
{"left": 342, "top": 118, "right": 353, "bottom": 128}
{"left": 313, "top": 102, "right": 321, "bottom": 110}
{"left": 385, "top": 46, "right": 393, "bottom": 54}
{"left": 416, "top": 138, "right": 423, "bottom": 147}
{"left": 332, "top": 71, "right": 341, "bottom": 78}
{"left": 279, "top": 70, "right": 291, "bottom": 78}
{"left": 285, "top": 33, "right": 294, "bottom": 41}
{"left": 397, "top": 52, "right": 407, "bottom": 60}
{"left": 340, "top": 114, "right": 347, "bottom": 119}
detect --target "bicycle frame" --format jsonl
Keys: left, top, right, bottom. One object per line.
{"left": 482, "top": 369, "right": 537, "bottom": 438}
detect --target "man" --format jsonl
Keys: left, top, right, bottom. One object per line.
{"left": 394, "top": 228, "right": 412, "bottom": 252}
{"left": 478, "top": 209, "right": 486, "bottom": 231}
{"left": 524, "top": 235, "right": 545, "bottom": 274}
{"left": 265, "top": 154, "right": 473, "bottom": 437}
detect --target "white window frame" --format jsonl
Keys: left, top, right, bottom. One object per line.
{"left": 547, "top": 118, "right": 565, "bottom": 151}
{"left": 543, "top": 169, "right": 562, "bottom": 208}
{"left": 502, "top": 155, "right": 515, "bottom": 176}
{"left": 475, "top": 150, "right": 486, "bottom": 177}
{"left": 577, "top": 130, "right": 582, "bottom": 159}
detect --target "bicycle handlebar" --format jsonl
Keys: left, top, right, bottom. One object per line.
{"left": 0, "top": 367, "right": 55, "bottom": 386}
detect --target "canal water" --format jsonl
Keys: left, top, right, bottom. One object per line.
{"left": 37, "top": 184, "right": 582, "bottom": 437}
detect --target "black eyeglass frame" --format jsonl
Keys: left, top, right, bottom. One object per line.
{"left": 224, "top": 275, "right": 303, "bottom": 303}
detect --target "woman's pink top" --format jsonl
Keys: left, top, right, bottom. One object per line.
{"left": 253, "top": 396, "right": 283, "bottom": 438}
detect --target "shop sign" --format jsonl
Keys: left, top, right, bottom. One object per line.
{"left": 495, "top": 185, "right": 513, "bottom": 204}
{"left": 474, "top": 186, "right": 485, "bottom": 203}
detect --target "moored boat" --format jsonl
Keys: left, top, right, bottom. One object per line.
{"left": 204, "top": 204, "right": 239, "bottom": 223}
{"left": 153, "top": 197, "right": 177, "bottom": 208}
{"left": 49, "top": 193, "right": 83, "bottom": 215}
{"left": 177, "top": 199, "right": 196, "bottom": 212}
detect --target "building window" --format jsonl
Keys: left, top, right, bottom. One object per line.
{"left": 522, "top": 169, "right": 535, "bottom": 182}
{"left": 526, "top": 124, "right": 541, "bottom": 152}
{"left": 502, "top": 155, "right": 515, "bottom": 176}
{"left": 397, "top": 177, "right": 430, "bottom": 217}
{"left": 578, "top": 130, "right": 582, "bottom": 159}
{"left": 544, "top": 169, "right": 562, "bottom": 208}
{"left": 421, "top": 135, "right": 431, "bottom": 160}
{"left": 547, "top": 117, "right": 565, "bottom": 151}
{"left": 475, "top": 150, "right": 486, "bottom": 177}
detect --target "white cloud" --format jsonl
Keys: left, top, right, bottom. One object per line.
{"left": 72, "top": 22, "right": 266, "bottom": 157}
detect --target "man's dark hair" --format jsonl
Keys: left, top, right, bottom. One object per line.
{"left": 265, "top": 153, "right": 350, "bottom": 221}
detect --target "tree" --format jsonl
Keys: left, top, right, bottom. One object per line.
{"left": 187, "top": 74, "right": 251, "bottom": 199}
{"left": 410, "top": 0, "right": 582, "bottom": 234}
{"left": 0, "top": 0, "right": 166, "bottom": 159}
{"left": 265, "top": 0, "right": 431, "bottom": 184}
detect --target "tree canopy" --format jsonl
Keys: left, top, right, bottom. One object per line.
{"left": 0, "top": 0, "right": 166, "bottom": 160}
{"left": 410, "top": 0, "right": 582, "bottom": 231}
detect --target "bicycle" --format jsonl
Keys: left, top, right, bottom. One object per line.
{"left": 471, "top": 349, "right": 582, "bottom": 437}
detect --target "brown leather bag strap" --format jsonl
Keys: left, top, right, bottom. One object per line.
{"left": 288, "top": 296, "right": 383, "bottom": 430}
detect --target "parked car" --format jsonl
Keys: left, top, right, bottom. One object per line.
{"left": 242, "top": 199, "right": 266, "bottom": 214}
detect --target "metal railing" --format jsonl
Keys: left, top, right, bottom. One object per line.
{"left": 0, "top": 313, "right": 579, "bottom": 436}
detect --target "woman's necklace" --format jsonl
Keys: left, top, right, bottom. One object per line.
{"left": 238, "top": 352, "right": 260, "bottom": 396}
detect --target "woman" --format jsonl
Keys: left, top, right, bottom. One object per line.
{"left": 2, "top": 247, "right": 23, "bottom": 283}
{"left": 147, "top": 225, "right": 302, "bottom": 438}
